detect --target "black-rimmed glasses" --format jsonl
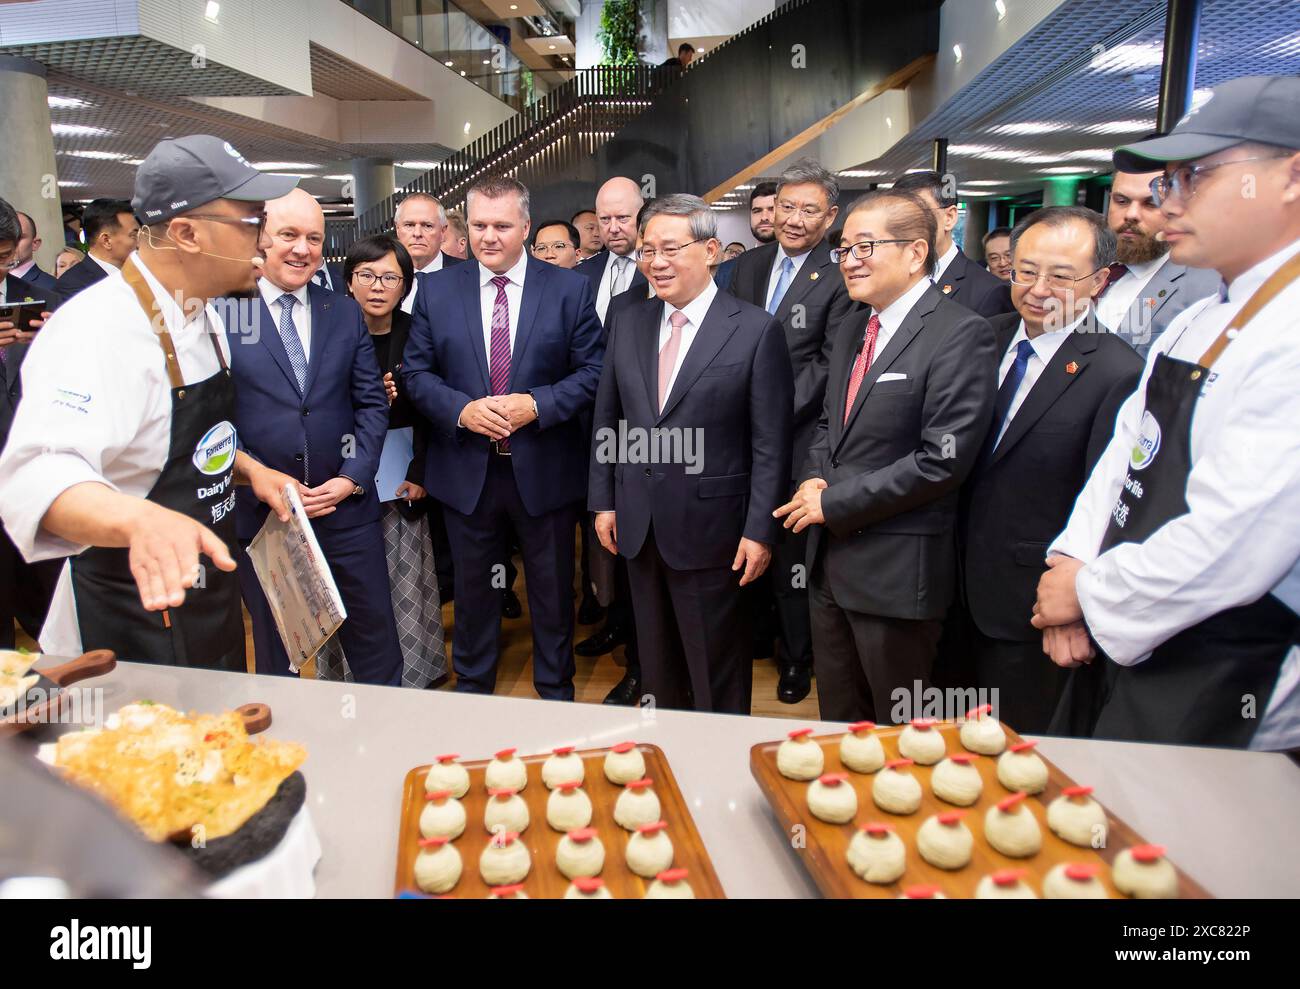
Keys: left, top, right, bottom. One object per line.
{"left": 830, "top": 239, "right": 913, "bottom": 263}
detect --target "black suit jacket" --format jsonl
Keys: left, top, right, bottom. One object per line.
{"left": 17, "top": 265, "right": 57, "bottom": 294}
{"left": 803, "top": 285, "right": 999, "bottom": 620}
{"left": 936, "top": 249, "right": 1014, "bottom": 319}
{"left": 729, "top": 241, "right": 853, "bottom": 481}
{"left": 576, "top": 249, "right": 648, "bottom": 312}
{"left": 959, "top": 311, "right": 1142, "bottom": 641}
{"left": 589, "top": 289, "right": 794, "bottom": 571}
{"left": 53, "top": 254, "right": 110, "bottom": 296}
{"left": 1, "top": 275, "right": 63, "bottom": 453}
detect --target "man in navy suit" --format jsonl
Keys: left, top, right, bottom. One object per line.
{"left": 589, "top": 194, "right": 794, "bottom": 714}
{"left": 577, "top": 177, "right": 648, "bottom": 322}
{"left": 9, "top": 211, "right": 58, "bottom": 293}
{"left": 227, "top": 188, "right": 402, "bottom": 685}
{"left": 403, "top": 175, "right": 604, "bottom": 700}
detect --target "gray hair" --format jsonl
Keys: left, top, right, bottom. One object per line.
{"left": 466, "top": 176, "right": 531, "bottom": 222}
{"left": 395, "top": 192, "right": 447, "bottom": 227}
{"left": 637, "top": 193, "right": 717, "bottom": 240}
{"left": 776, "top": 157, "right": 839, "bottom": 207}
{"left": 1010, "top": 205, "right": 1117, "bottom": 270}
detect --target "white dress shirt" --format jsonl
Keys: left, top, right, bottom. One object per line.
{"left": 8, "top": 259, "right": 37, "bottom": 282}
{"left": 87, "top": 251, "right": 119, "bottom": 277}
{"left": 0, "top": 251, "right": 232, "bottom": 656}
{"left": 867, "top": 274, "right": 933, "bottom": 360}
{"left": 258, "top": 279, "right": 312, "bottom": 356}
{"left": 931, "top": 242, "right": 960, "bottom": 284}
{"left": 657, "top": 278, "right": 718, "bottom": 401}
{"left": 763, "top": 245, "right": 813, "bottom": 310}
{"left": 1095, "top": 253, "right": 1170, "bottom": 333}
{"left": 401, "top": 252, "right": 447, "bottom": 314}
{"left": 1049, "top": 238, "right": 1300, "bottom": 747}
{"left": 991, "top": 313, "right": 1085, "bottom": 447}
{"left": 596, "top": 250, "right": 637, "bottom": 323}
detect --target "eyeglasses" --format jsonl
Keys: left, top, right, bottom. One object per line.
{"left": 830, "top": 239, "right": 913, "bottom": 263}
{"left": 635, "top": 239, "right": 705, "bottom": 262}
{"left": 534, "top": 241, "right": 576, "bottom": 253}
{"left": 776, "top": 201, "right": 827, "bottom": 222}
{"left": 398, "top": 220, "right": 441, "bottom": 234}
{"left": 1148, "top": 154, "right": 1291, "bottom": 206}
{"left": 188, "top": 212, "right": 267, "bottom": 237}
{"left": 351, "top": 270, "right": 404, "bottom": 289}
{"left": 1009, "top": 266, "right": 1105, "bottom": 291}
{"left": 986, "top": 252, "right": 1012, "bottom": 265}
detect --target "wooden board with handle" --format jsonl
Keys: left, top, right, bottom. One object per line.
{"left": 395, "top": 743, "right": 726, "bottom": 899}
{"left": 750, "top": 720, "right": 1211, "bottom": 899}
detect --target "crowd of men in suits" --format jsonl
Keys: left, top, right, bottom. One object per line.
{"left": 0, "top": 140, "right": 1223, "bottom": 733}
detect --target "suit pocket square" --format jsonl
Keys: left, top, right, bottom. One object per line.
{"left": 877, "top": 372, "right": 908, "bottom": 382}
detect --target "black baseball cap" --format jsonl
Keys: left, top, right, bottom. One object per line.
{"left": 1114, "top": 75, "right": 1300, "bottom": 172}
{"left": 132, "top": 134, "right": 299, "bottom": 225}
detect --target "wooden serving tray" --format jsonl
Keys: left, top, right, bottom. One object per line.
{"left": 750, "top": 721, "right": 1211, "bottom": 899}
{"left": 0, "top": 650, "right": 117, "bottom": 737}
{"left": 395, "top": 743, "right": 726, "bottom": 899}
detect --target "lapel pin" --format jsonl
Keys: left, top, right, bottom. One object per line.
{"left": 941, "top": 284, "right": 953, "bottom": 294}
{"left": 810, "top": 271, "right": 819, "bottom": 281}
{"left": 1065, "top": 361, "right": 1079, "bottom": 375}
{"left": 1157, "top": 289, "right": 1167, "bottom": 297}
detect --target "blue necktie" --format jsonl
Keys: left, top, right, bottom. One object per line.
{"left": 276, "top": 294, "right": 308, "bottom": 391}
{"left": 766, "top": 256, "right": 795, "bottom": 314}
{"left": 984, "top": 339, "right": 1036, "bottom": 457}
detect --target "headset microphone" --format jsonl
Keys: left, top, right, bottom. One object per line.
{"left": 143, "top": 224, "right": 265, "bottom": 265}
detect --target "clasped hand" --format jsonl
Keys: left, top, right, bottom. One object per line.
{"left": 460, "top": 394, "right": 536, "bottom": 440}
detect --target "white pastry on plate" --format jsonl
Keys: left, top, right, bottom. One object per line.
{"left": 541, "top": 745, "right": 585, "bottom": 789}
{"left": 425, "top": 754, "right": 470, "bottom": 799}
{"left": 1113, "top": 844, "right": 1178, "bottom": 899}
{"left": 1043, "top": 862, "right": 1109, "bottom": 899}
{"left": 479, "top": 831, "right": 531, "bottom": 885}
{"left": 897, "top": 718, "right": 946, "bottom": 765}
{"left": 604, "top": 742, "right": 646, "bottom": 784}
{"left": 806, "top": 772, "right": 858, "bottom": 824}
{"left": 975, "top": 869, "right": 1038, "bottom": 899}
{"left": 555, "top": 827, "right": 605, "bottom": 879}
{"left": 959, "top": 703, "right": 1007, "bottom": 755}
{"left": 846, "top": 822, "right": 906, "bottom": 884}
{"left": 484, "top": 787, "right": 530, "bottom": 835}
{"left": 931, "top": 752, "right": 983, "bottom": 806}
{"left": 414, "top": 836, "right": 462, "bottom": 894}
{"left": 419, "top": 789, "right": 466, "bottom": 840}
{"left": 1046, "top": 785, "right": 1107, "bottom": 847}
{"left": 613, "top": 777, "right": 661, "bottom": 831}
{"left": 996, "top": 741, "right": 1049, "bottom": 794}
{"left": 984, "top": 792, "right": 1042, "bottom": 858}
{"left": 484, "top": 747, "right": 528, "bottom": 793}
{"left": 565, "top": 876, "right": 612, "bottom": 899}
{"left": 839, "top": 721, "right": 885, "bottom": 774}
{"left": 546, "top": 780, "right": 593, "bottom": 832}
{"left": 872, "top": 759, "right": 922, "bottom": 815}
{"left": 626, "top": 820, "right": 674, "bottom": 877}
{"left": 916, "top": 811, "right": 973, "bottom": 870}
{"left": 645, "top": 868, "right": 695, "bottom": 899}
{"left": 776, "top": 727, "right": 824, "bottom": 781}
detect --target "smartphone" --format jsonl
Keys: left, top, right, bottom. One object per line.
{"left": 0, "top": 301, "right": 48, "bottom": 333}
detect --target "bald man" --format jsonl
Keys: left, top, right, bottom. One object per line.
{"left": 225, "top": 188, "right": 403, "bottom": 685}
{"left": 579, "top": 177, "right": 649, "bottom": 322}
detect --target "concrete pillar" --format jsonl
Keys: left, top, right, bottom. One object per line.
{"left": 1042, "top": 177, "right": 1080, "bottom": 207}
{"left": 0, "top": 56, "right": 64, "bottom": 274}
{"left": 962, "top": 199, "right": 990, "bottom": 261}
{"left": 350, "top": 157, "right": 395, "bottom": 219}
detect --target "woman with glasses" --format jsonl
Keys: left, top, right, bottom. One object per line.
{"left": 324, "top": 233, "right": 447, "bottom": 687}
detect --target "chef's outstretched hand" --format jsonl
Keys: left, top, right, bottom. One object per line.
{"left": 1031, "top": 554, "right": 1086, "bottom": 628}
{"left": 127, "top": 502, "right": 236, "bottom": 612}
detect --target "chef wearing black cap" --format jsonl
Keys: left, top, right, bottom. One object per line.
{"left": 1031, "top": 76, "right": 1300, "bottom": 748}
{"left": 0, "top": 135, "right": 300, "bottom": 670}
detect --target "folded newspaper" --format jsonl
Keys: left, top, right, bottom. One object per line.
{"left": 245, "top": 484, "right": 347, "bottom": 673}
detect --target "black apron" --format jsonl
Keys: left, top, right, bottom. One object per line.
{"left": 1052, "top": 253, "right": 1300, "bottom": 746}
{"left": 70, "top": 257, "right": 245, "bottom": 671}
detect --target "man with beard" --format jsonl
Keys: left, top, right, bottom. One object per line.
{"left": 1096, "top": 144, "right": 1221, "bottom": 356}
{"left": 714, "top": 182, "right": 777, "bottom": 292}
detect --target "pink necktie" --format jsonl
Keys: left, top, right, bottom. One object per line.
{"left": 658, "top": 310, "right": 688, "bottom": 412}
{"left": 843, "top": 314, "right": 881, "bottom": 424}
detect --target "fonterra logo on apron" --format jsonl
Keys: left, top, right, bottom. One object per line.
{"left": 1130, "top": 410, "right": 1161, "bottom": 471}
{"left": 193, "top": 421, "right": 238, "bottom": 476}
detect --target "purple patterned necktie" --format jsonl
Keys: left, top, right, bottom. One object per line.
{"left": 488, "top": 274, "right": 512, "bottom": 450}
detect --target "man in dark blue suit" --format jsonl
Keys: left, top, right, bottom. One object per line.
{"left": 10, "top": 211, "right": 59, "bottom": 293}
{"left": 589, "top": 195, "right": 794, "bottom": 714}
{"left": 227, "top": 188, "right": 402, "bottom": 685}
{"left": 403, "top": 175, "right": 603, "bottom": 700}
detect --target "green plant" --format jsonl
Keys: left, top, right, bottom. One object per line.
{"left": 597, "top": 0, "right": 639, "bottom": 66}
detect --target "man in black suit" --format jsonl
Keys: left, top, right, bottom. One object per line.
{"left": 9, "top": 211, "right": 58, "bottom": 293}
{"left": 591, "top": 193, "right": 793, "bottom": 714}
{"left": 714, "top": 182, "right": 777, "bottom": 292}
{"left": 729, "top": 158, "right": 854, "bottom": 704}
{"left": 0, "top": 199, "right": 63, "bottom": 646}
{"left": 893, "top": 171, "right": 1014, "bottom": 319}
{"left": 956, "top": 206, "right": 1142, "bottom": 732}
{"left": 53, "top": 199, "right": 139, "bottom": 297}
{"left": 776, "top": 189, "right": 998, "bottom": 723}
